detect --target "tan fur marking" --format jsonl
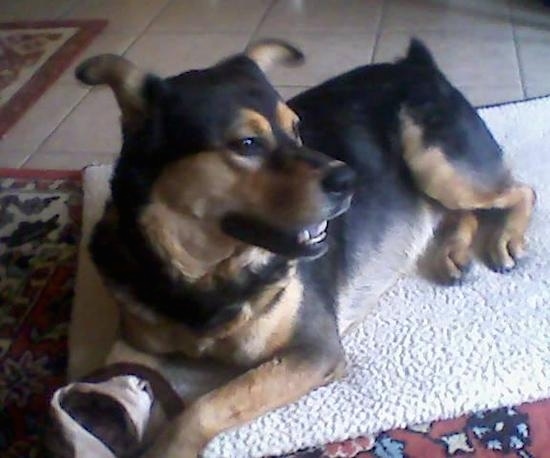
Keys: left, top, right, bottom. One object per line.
{"left": 119, "top": 264, "right": 301, "bottom": 365}
{"left": 231, "top": 108, "right": 275, "bottom": 147}
{"left": 245, "top": 41, "right": 303, "bottom": 73}
{"left": 437, "top": 211, "right": 478, "bottom": 281}
{"left": 246, "top": 46, "right": 284, "bottom": 72}
{"left": 149, "top": 145, "right": 326, "bottom": 235}
{"left": 276, "top": 101, "right": 300, "bottom": 140}
{"left": 488, "top": 184, "right": 536, "bottom": 268}
{"left": 400, "top": 111, "right": 501, "bottom": 209}
{"left": 448, "top": 211, "right": 478, "bottom": 247}
{"left": 139, "top": 200, "right": 238, "bottom": 281}
{"left": 400, "top": 109, "right": 535, "bottom": 270}
{"left": 143, "top": 352, "right": 344, "bottom": 457}
{"left": 400, "top": 111, "right": 533, "bottom": 210}
{"left": 77, "top": 54, "right": 147, "bottom": 128}
{"left": 217, "top": 271, "right": 303, "bottom": 365}
{"left": 152, "top": 151, "right": 241, "bottom": 220}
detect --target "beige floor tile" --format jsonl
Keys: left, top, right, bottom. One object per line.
{"left": 458, "top": 84, "right": 523, "bottom": 107}
{"left": 374, "top": 30, "right": 520, "bottom": 88}
{"left": 523, "top": 84, "right": 550, "bottom": 99}
{"left": 124, "top": 32, "right": 250, "bottom": 76}
{"left": 149, "top": 0, "right": 271, "bottom": 33}
{"left": 259, "top": 0, "right": 383, "bottom": 34}
{"left": 0, "top": 82, "right": 88, "bottom": 153}
{"left": 383, "top": 0, "right": 512, "bottom": 34}
{"left": 38, "top": 87, "right": 122, "bottom": 156}
{"left": 0, "top": 0, "right": 76, "bottom": 21}
{"left": 0, "top": 148, "right": 34, "bottom": 168}
{"left": 265, "top": 33, "right": 376, "bottom": 87}
{"left": 23, "top": 150, "right": 115, "bottom": 169}
{"left": 515, "top": 27, "right": 550, "bottom": 99}
{"left": 58, "top": 31, "right": 138, "bottom": 84}
{"left": 276, "top": 86, "right": 310, "bottom": 100}
{"left": 511, "top": 0, "right": 550, "bottom": 29}
{"left": 63, "top": 0, "right": 170, "bottom": 34}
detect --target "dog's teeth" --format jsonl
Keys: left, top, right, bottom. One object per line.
{"left": 310, "top": 232, "right": 327, "bottom": 244}
{"left": 298, "top": 230, "right": 311, "bottom": 243}
{"left": 298, "top": 223, "right": 327, "bottom": 245}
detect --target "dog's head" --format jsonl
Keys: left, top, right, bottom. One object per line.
{"left": 77, "top": 40, "right": 355, "bottom": 264}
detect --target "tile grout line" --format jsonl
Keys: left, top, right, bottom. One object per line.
{"left": 19, "top": 87, "right": 91, "bottom": 168}
{"left": 134, "top": 0, "right": 177, "bottom": 39}
{"left": 369, "top": 0, "right": 388, "bottom": 64}
{"left": 21, "top": 0, "right": 176, "bottom": 168}
{"left": 510, "top": 18, "right": 527, "bottom": 100}
{"left": 19, "top": 0, "right": 84, "bottom": 167}
{"left": 247, "top": 0, "right": 278, "bottom": 45}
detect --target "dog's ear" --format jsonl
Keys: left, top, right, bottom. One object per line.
{"left": 75, "top": 54, "right": 164, "bottom": 128}
{"left": 245, "top": 39, "right": 304, "bottom": 73}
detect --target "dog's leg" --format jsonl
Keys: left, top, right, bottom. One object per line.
{"left": 482, "top": 184, "right": 536, "bottom": 271}
{"left": 407, "top": 147, "right": 535, "bottom": 272}
{"left": 142, "top": 350, "right": 344, "bottom": 458}
{"left": 429, "top": 178, "right": 534, "bottom": 273}
{"left": 401, "top": 114, "right": 535, "bottom": 274}
{"left": 435, "top": 211, "right": 478, "bottom": 283}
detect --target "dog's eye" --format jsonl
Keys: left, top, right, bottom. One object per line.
{"left": 230, "top": 137, "right": 264, "bottom": 156}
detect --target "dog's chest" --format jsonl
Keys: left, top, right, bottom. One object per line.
{"left": 335, "top": 202, "right": 437, "bottom": 334}
{"left": 118, "top": 276, "right": 302, "bottom": 366}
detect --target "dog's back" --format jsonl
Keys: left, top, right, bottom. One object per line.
{"left": 290, "top": 40, "right": 506, "bottom": 331}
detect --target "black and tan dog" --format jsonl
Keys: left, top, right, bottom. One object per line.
{"left": 75, "top": 39, "right": 535, "bottom": 457}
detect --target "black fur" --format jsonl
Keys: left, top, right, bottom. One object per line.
{"left": 90, "top": 40, "right": 507, "bottom": 341}
{"left": 288, "top": 40, "right": 508, "bottom": 326}
{"left": 90, "top": 204, "right": 290, "bottom": 331}
{"left": 89, "top": 54, "right": 322, "bottom": 332}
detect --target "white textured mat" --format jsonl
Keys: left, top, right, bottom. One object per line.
{"left": 70, "top": 97, "right": 550, "bottom": 457}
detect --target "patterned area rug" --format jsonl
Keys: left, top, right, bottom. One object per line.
{"left": 280, "top": 400, "right": 550, "bottom": 457}
{"left": 1, "top": 168, "right": 550, "bottom": 458}
{"left": 0, "top": 20, "right": 107, "bottom": 138}
{"left": 0, "top": 169, "right": 82, "bottom": 457}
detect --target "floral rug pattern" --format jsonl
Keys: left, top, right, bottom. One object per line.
{"left": 0, "top": 169, "right": 82, "bottom": 457}
{"left": 282, "top": 400, "right": 550, "bottom": 457}
{"left": 1, "top": 168, "right": 549, "bottom": 458}
{"left": 0, "top": 20, "right": 106, "bottom": 138}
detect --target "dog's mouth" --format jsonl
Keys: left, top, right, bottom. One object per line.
{"left": 297, "top": 220, "right": 328, "bottom": 245}
{"left": 221, "top": 215, "right": 331, "bottom": 259}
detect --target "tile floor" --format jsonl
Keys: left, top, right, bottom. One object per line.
{"left": 1, "top": 0, "right": 550, "bottom": 169}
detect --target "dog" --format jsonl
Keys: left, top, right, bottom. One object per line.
{"left": 74, "top": 39, "right": 535, "bottom": 457}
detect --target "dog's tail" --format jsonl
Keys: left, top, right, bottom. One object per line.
{"left": 403, "top": 38, "right": 437, "bottom": 69}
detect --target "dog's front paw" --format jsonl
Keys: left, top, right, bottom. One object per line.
{"left": 142, "top": 410, "right": 206, "bottom": 458}
{"left": 487, "top": 230, "right": 525, "bottom": 273}
{"left": 436, "top": 238, "right": 473, "bottom": 284}
{"left": 143, "top": 436, "right": 203, "bottom": 458}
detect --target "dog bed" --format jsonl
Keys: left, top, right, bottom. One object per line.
{"left": 66, "top": 96, "right": 550, "bottom": 457}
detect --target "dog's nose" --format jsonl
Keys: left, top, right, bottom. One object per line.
{"left": 321, "top": 164, "right": 356, "bottom": 194}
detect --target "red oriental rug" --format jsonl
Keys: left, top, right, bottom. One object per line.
{"left": 0, "top": 20, "right": 107, "bottom": 139}
{"left": 1, "top": 168, "right": 549, "bottom": 458}
{"left": 0, "top": 168, "right": 82, "bottom": 457}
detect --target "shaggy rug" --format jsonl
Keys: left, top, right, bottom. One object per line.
{"left": 0, "top": 20, "right": 107, "bottom": 138}
{"left": 67, "top": 95, "right": 550, "bottom": 458}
